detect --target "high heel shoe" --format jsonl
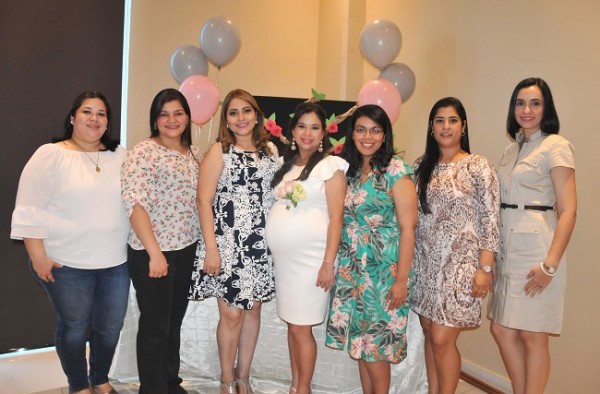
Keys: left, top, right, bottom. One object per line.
{"left": 220, "top": 381, "right": 235, "bottom": 394}
{"left": 235, "top": 377, "right": 254, "bottom": 394}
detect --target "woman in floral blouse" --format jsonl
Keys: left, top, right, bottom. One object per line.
{"left": 325, "top": 104, "right": 417, "bottom": 394}
{"left": 121, "top": 88, "right": 201, "bottom": 394}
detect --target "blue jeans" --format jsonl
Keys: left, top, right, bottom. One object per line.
{"left": 32, "top": 261, "right": 130, "bottom": 392}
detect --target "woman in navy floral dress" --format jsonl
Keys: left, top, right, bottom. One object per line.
{"left": 189, "top": 89, "right": 278, "bottom": 394}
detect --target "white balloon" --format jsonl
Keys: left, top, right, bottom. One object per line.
{"left": 199, "top": 16, "right": 241, "bottom": 68}
{"left": 359, "top": 20, "right": 402, "bottom": 69}
{"left": 379, "top": 63, "right": 416, "bottom": 102}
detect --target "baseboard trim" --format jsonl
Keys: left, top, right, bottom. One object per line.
{"left": 461, "top": 359, "right": 513, "bottom": 394}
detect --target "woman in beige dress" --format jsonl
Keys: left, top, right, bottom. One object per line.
{"left": 489, "top": 78, "right": 577, "bottom": 394}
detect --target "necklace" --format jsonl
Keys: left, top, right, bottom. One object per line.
{"left": 70, "top": 139, "right": 101, "bottom": 172}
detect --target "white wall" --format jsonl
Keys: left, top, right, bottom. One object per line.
{"left": 127, "top": 1, "right": 600, "bottom": 392}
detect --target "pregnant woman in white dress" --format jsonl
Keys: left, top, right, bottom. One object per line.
{"left": 266, "top": 102, "right": 347, "bottom": 394}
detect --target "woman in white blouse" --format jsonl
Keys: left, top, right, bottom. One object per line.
{"left": 121, "top": 88, "right": 201, "bottom": 394}
{"left": 11, "top": 90, "right": 130, "bottom": 394}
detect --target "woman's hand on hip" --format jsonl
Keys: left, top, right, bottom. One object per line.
{"left": 32, "top": 257, "right": 62, "bottom": 283}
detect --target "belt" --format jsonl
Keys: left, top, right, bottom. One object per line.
{"left": 500, "top": 203, "right": 554, "bottom": 211}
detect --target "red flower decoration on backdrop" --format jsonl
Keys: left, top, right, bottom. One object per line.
{"left": 265, "top": 119, "right": 276, "bottom": 130}
{"left": 270, "top": 124, "right": 282, "bottom": 137}
{"left": 265, "top": 115, "right": 283, "bottom": 137}
{"left": 329, "top": 136, "right": 346, "bottom": 155}
{"left": 333, "top": 143, "right": 344, "bottom": 154}
{"left": 327, "top": 122, "right": 339, "bottom": 134}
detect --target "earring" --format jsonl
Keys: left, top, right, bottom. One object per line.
{"left": 462, "top": 131, "right": 465, "bottom": 136}
{"left": 318, "top": 139, "right": 323, "bottom": 153}
{"left": 430, "top": 131, "right": 434, "bottom": 137}
{"left": 227, "top": 124, "right": 230, "bottom": 129}
{"left": 291, "top": 140, "right": 297, "bottom": 151}
{"left": 154, "top": 123, "right": 157, "bottom": 131}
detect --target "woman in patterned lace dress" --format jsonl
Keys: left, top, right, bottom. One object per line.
{"left": 189, "top": 89, "right": 279, "bottom": 394}
{"left": 411, "top": 97, "right": 499, "bottom": 394}
{"left": 325, "top": 104, "right": 417, "bottom": 394}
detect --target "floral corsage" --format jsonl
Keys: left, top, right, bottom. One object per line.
{"left": 276, "top": 180, "right": 306, "bottom": 209}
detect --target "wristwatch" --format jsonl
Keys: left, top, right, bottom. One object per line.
{"left": 542, "top": 262, "right": 556, "bottom": 275}
{"left": 478, "top": 264, "right": 492, "bottom": 273}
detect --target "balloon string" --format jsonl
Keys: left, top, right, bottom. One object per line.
{"left": 208, "top": 116, "right": 214, "bottom": 146}
{"left": 207, "top": 67, "right": 221, "bottom": 146}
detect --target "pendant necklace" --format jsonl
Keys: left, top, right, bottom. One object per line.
{"left": 71, "top": 139, "right": 101, "bottom": 172}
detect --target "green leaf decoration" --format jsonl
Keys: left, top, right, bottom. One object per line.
{"left": 329, "top": 136, "right": 346, "bottom": 145}
{"left": 311, "top": 88, "right": 326, "bottom": 101}
{"left": 326, "top": 113, "right": 336, "bottom": 125}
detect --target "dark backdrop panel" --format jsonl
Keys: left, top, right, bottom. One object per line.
{"left": 255, "top": 96, "right": 355, "bottom": 152}
{"left": 0, "top": 0, "right": 124, "bottom": 353}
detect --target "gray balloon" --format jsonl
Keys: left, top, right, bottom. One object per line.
{"left": 170, "top": 45, "right": 209, "bottom": 84}
{"left": 359, "top": 19, "right": 402, "bottom": 70}
{"left": 199, "top": 16, "right": 241, "bottom": 68}
{"left": 379, "top": 62, "right": 416, "bottom": 102}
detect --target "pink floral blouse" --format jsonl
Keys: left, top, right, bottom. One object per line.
{"left": 121, "top": 138, "right": 201, "bottom": 251}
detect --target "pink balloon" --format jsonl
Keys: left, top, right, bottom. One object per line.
{"left": 179, "top": 75, "right": 219, "bottom": 125}
{"left": 357, "top": 79, "right": 402, "bottom": 123}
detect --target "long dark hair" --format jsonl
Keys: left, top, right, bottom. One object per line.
{"left": 341, "top": 104, "right": 395, "bottom": 179}
{"left": 271, "top": 102, "right": 331, "bottom": 187}
{"left": 149, "top": 88, "right": 192, "bottom": 146}
{"left": 506, "top": 77, "right": 560, "bottom": 139}
{"left": 54, "top": 90, "right": 119, "bottom": 151}
{"left": 415, "top": 97, "right": 470, "bottom": 214}
{"left": 217, "top": 89, "right": 273, "bottom": 155}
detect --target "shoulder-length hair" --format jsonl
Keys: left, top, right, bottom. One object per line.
{"left": 54, "top": 90, "right": 119, "bottom": 151}
{"left": 415, "top": 97, "right": 471, "bottom": 214}
{"left": 506, "top": 77, "right": 560, "bottom": 139}
{"left": 217, "top": 89, "right": 273, "bottom": 155}
{"left": 271, "top": 101, "right": 331, "bottom": 187}
{"left": 341, "top": 104, "right": 395, "bottom": 179}
{"left": 149, "top": 88, "right": 192, "bottom": 146}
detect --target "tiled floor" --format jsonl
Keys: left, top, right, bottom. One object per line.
{"left": 1, "top": 348, "right": 491, "bottom": 394}
{"left": 31, "top": 379, "right": 490, "bottom": 394}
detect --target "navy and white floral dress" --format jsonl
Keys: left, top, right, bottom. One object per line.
{"left": 189, "top": 143, "right": 279, "bottom": 310}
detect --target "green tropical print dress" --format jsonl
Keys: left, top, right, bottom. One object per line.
{"left": 325, "top": 156, "right": 412, "bottom": 363}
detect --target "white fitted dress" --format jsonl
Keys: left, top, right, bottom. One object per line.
{"left": 266, "top": 156, "right": 348, "bottom": 325}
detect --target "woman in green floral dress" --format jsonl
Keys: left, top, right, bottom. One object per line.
{"left": 325, "top": 105, "right": 418, "bottom": 394}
